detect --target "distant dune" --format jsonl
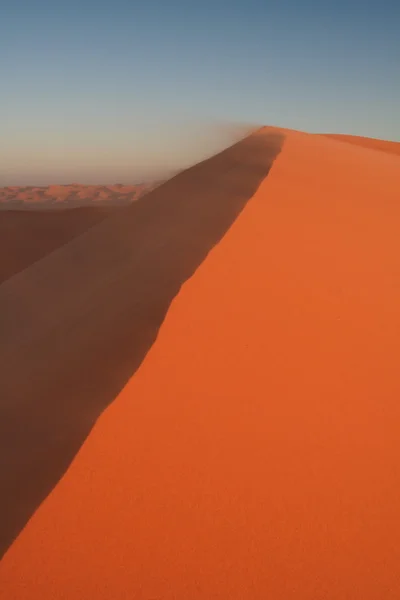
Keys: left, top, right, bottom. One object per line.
{"left": 0, "top": 182, "right": 158, "bottom": 210}
{"left": 323, "top": 133, "right": 400, "bottom": 156}
{"left": 1, "top": 128, "right": 400, "bottom": 598}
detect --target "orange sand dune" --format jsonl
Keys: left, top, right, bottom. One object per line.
{"left": 1, "top": 128, "right": 400, "bottom": 598}
{"left": 0, "top": 131, "right": 281, "bottom": 560}
{"left": 0, "top": 182, "right": 156, "bottom": 209}
{"left": 324, "top": 133, "right": 400, "bottom": 156}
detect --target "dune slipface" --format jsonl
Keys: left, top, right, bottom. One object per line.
{"left": 0, "top": 207, "right": 120, "bottom": 284}
{"left": 1, "top": 128, "right": 400, "bottom": 598}
{"left": 0, "top": 129, "right": 283, "bottom": 560}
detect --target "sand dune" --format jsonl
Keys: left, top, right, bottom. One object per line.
{"left": 0, "top": 207, "right": 121, "bottom": 284}
{"left": 323, "top": 133, "right": 400, "bottom": 156}
{"left": 0, "top": 182, "right": 160, "bottom": 284}
{"left": 0, "top": 182, "right": 157, "bottom": 209}
{"left": 1, "top": 128, "right": 400, "bottom": 598}
{"left": 0, "top": 129, "right": 282, "bottom": 561}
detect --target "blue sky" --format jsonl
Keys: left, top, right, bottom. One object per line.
{"left": 1, "top": 0, "right": 399, "bottom": 184}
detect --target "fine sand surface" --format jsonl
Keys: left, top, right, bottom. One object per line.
{"left": 0, "top": 207, "right": 120, "bottom": 284}
{"left": 1, "top": 128, "right": 400, "bottom": 598}
{"left": 324, "top": 133, "right": 400, "bottom": 156}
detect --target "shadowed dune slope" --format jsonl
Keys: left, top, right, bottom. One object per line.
{"left": 0, "top": 129, "right": 283, "bottom": 560}
{"left": 0, "top": 207, "right": 121, "bottom": 284}
{"left": 323, "top": 133, "right": 400, "bottom": 155}
{"left": 1, "top": 128, "right": 400, "bottom": 598}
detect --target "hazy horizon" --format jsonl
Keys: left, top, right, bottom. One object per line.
{"left": 0, "top": 120, "right": 257, "bottom": 186}
{"left": 2, "top": 0, "right": 399, "bottom": 185}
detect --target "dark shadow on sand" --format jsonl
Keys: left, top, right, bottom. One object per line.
{"left": 0, "top": 131, "right": 284, "bottom": 558}
{"left": 0, "top": 207, "right": 121, "bottom": 285}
